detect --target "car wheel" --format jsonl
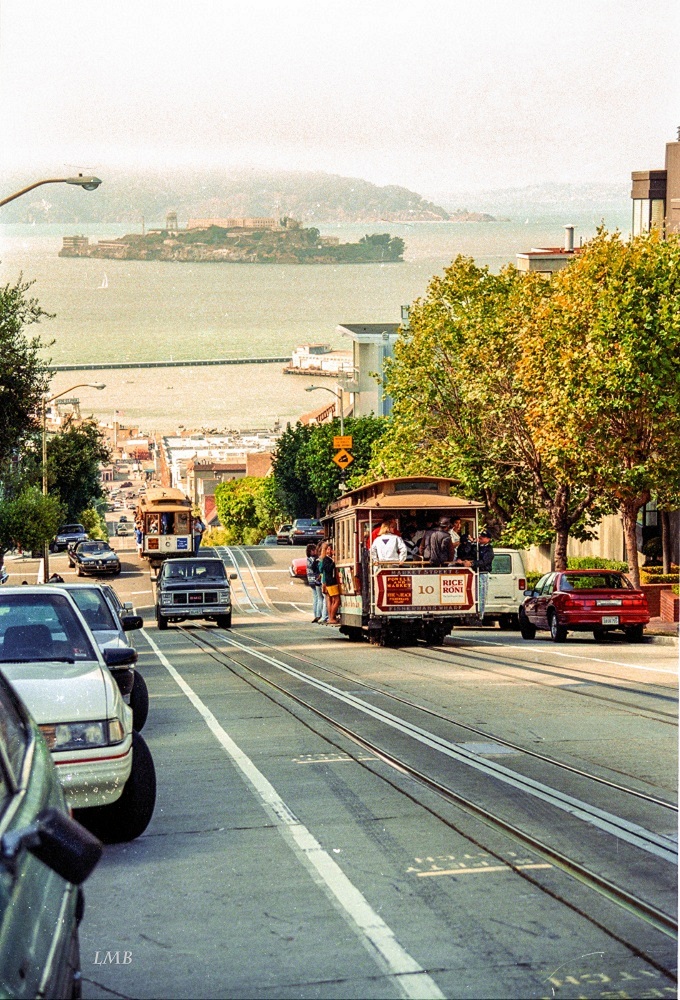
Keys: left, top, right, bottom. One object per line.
{"left": 625, "top": 624, "right": 645, "bottom": 642}
{"left": 593, "top": 626, "right": 607, "bottom": 642}
{"left": 519, "top": 609, "right": 537, "bottom": 640}
{"left": 83, "top": 731, "right": 156, "bottom": 843}
{"left": 549, "top": 611, "right": 568, "bottom": 642}
{"left": 156, "top": 609, "right": 168, "bottom": 630}
{"left": 129, "top": 671, "right": 149, "bottom": 730}
{"left": 75, "top": 563, "right": 83, "bottom": 577}
{"left": 216, "top": 613, "right": 232, "bottom": 629}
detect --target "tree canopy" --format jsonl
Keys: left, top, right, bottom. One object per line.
{"left": 46, "top": 420, "right": 110, "bottom": 521}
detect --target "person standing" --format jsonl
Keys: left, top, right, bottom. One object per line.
{"left": 459, "top": 527, "right": 494, "bottom": 620}
{"left": 422, "top": 517, "right": 455, "bottom": 566}
{"left": 192, "top": 514, "right": 206, "bottom": 556}
{"left": 320, "top": 542, "right": 341, "bottom": 625}
{"left": 370, "top": 522, "right": 407, "bottom": 563}
{"left": 306, "top": 543, "right": 324, "bottom": 623}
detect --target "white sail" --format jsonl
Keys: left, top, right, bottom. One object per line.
{"left": 99, "top": 274, "right": 109, "bottom": 289}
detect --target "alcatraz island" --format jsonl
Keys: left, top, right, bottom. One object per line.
{"left": 59, "top": 215, "right": 405, "bottom": 265}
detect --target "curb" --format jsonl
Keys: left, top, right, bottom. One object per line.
{"left": 645, "top": 633, "right": 678, "bottom": 647}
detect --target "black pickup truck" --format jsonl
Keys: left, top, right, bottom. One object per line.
{"left": 155, "top": 557, "right": 235, "bottom": 630}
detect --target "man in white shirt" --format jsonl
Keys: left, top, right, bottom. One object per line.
{"left": 370, "top": 523, "right": 407, "bottom": 562}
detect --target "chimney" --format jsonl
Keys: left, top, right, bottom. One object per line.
{"left": 564, "top": 225, "right": 575, "bottom": 252}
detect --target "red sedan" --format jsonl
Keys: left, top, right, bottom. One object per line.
{"left": 289, "top": 557, "right": 308, "bottom": 582}
{"left": 519, "top": 570, "right": 649, "bottom": 643}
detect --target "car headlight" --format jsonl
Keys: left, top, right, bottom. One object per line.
{"left": 40, "top": 720, "right": 108, "bottom": 751}
{"left": 218, "top": 591, "right": 230, "bottom": 604}
{"left": 161, "top": 593, "right": 173, "bottom": 605}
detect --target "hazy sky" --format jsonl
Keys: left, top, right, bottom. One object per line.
{"left": 0, "top": 0, "right": 677, "bottom": 196}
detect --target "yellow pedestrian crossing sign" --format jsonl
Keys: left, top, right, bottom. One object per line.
{"left": 332, "top": 449, "right": 354, "bottom": 468}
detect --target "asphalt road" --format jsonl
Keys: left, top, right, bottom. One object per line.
{"left": 43, "top": 537, "right": 678, "bottom": 1000}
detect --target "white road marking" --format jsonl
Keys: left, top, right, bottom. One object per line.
{"left": 450, "top": 635, "right": 679, "bottom": 676}
{"left": 141, "top": 630, "right": 445, "bottom": 1000}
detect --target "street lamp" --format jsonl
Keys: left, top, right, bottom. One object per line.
{"left": 305, "top": 384, "right": 345, "bottom": 437}
{"left": 42, "top": 383, "right": 106, "bottom": 579}
{"left": 0, "top": 174, "right": 103, "bottom": 208}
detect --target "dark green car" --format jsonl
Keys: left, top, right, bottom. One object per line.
{"left": 0, "top": 673, "right": 101, "bottom": 999}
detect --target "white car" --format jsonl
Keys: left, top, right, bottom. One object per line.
{"left": 0, "top": 586, "right": 156, "bottom": 843}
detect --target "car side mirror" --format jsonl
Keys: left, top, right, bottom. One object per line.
{"left": 1, "top": 807, "right": 102, "bottom": 885}
{"left": 103, "top": 646, "right": 138, "bottom": 667}
{"left": 122, "top": 602, "right": 133, "bottom": 610}
{"left": 122, "top": 615, "right": 143, "bottom": 632}
{"left": 524, "top": 589, "right": 536, "bottom": 598}
{"left": 229, "top": 573, "right": 237, "bottom": 580}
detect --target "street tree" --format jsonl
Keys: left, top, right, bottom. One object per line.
{"left": 270, "top": 422, "right": 316, "bottom": 518}
{"left": 297, "top": 415, "right": 387, "bottom": 511}
{"left": 214, "top": 476, "right": 272, "bottom": 544}
{"left": 0, "top": 275, "right": 52, "bottom": 466}
{"left": 522, "top": 229, "right": 680, "bottom": 586}
{"left": 370, "top": 256, "right": 609, "bottom": 563}
{"left": 0, "top": 487, "right": 64, "bottom": 561}
{"left": 46, "top": 419, "right": 110, "bottom": 521}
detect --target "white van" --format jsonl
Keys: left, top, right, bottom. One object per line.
{"left": 483, "top": 548, "right": 527, "bottom": 629}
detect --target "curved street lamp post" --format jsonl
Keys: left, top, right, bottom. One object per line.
{"left": 0, "top": 174, "right": 102, "bottom": 208}
{"left": 305, "top": 383, "right": 346, "bottom": 437}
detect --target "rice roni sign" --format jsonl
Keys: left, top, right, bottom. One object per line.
{"left": 375, "top": 568, "right": 475, "bottom": 612}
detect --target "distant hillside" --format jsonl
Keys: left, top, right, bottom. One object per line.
{"left": 0, "top": 168, "right": 454, "bottom": 225}
{"left": 431, "top": 182, "right": 630, "bottom": 217}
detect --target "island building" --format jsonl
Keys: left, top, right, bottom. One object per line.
{"left": 186, "top": 217, "right": 280, "bottom": 230}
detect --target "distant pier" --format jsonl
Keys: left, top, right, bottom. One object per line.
{"left": 48, "top": 356, "right": 289, "bottom": 372}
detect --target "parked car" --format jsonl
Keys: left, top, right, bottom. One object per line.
{"left": 46, "top": 582, "right": 148, "bottom": 731}
{"left": 51, "top": 523, "right": 88, "bottom": 553}
{"left": 0, "top": 586, "right": 156, "bottom": 842}
{"left": 289, "top": 518, "right": 324, "bottom": 545}
{"left": 276, "top": 524, "right": 294, "bottom": 545}
{"left": 68, "top": 539, "right": 122, "bottom": 576}
{"left": 519, "top": 570, "right": 650, "bottom": 642}
{"left": 116, "top": 521, "right": 132, "bottom": 536}
{"left": 482, "top": 548, "right": 527, "bottom": 629}
{"left": 119, "top": 480, "right": 133, "bottom": 488}
{"left": 0, "top": 671, "right": 102, "bottom": 999}
{"left": 155, "top": 557, "right": 237, "bottom": 630}
{"left": 290, "top": 556, "right": 309, "bottom": 581}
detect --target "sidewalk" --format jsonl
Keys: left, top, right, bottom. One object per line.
{"left": 646, "top": 616, "right": 679, "bottom": 646}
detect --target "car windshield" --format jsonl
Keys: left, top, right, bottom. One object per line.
{"left": 79, "top": 542, "right": 110, "bottom": 555}
{"left": 61, "top": 525, "right": 84, "bottom": 534}
{"left": 0, "top": 593, "right": 98, "bottom": 663}
{"left": 560, "top": 573, "right": 633, "bottom": 591}
{"left": 69, "top": 589, "right": 118, "bottom": 631}
{"left": 163, "top": 561, "right": 226, "bottom": 581}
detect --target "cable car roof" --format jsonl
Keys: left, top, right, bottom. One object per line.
{"left": 326, "top": 476, "right": 484, "bottom": 515}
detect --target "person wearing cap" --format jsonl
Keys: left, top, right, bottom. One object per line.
{"left": 459, "top": 528, "right": 494, "bottom": 620}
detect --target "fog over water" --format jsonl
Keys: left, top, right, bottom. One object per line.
{"left": 0, "top": 211, "right": 629, "bottom": 433}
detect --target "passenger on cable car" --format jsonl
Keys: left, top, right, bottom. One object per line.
{"left": 370, "top": 522, "right": 407, "bottom": 563}
{"left": 161, "top": 512, "right": 174, "bottom": 535}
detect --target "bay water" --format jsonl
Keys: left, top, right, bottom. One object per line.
{"left": 0, "top": 209, "right": 629, "bottom": 433}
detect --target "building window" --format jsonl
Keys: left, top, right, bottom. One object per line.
{"left": 651, "top": 199, "right": 665, "bottom": 231}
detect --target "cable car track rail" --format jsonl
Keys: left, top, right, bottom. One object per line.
{"left": 172, "top": 623, "right": 677, "bottom": 971}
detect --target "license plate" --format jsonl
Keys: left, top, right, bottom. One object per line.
{"left": 601, "top": 615, "right": 619, "bottom": 625}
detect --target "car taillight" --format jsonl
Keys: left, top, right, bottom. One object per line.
{"left": 518, "top": 578, "right": 525, "bottom": 590}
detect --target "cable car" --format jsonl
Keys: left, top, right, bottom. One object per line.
{"left": 135, "top": 487, "right": 194, "bottom": 571}
{"left": 323, "top": 476, "right": 484, "bottom": 645}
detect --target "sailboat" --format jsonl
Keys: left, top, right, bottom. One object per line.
{"left": 98, "top": 274, "right": 109, "bottom": 289}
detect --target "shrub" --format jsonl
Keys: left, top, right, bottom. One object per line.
{"left": 641, "top": 573, "right": 680, "bottom": 585}
{"left": 80, "top": 507, "right": 108, "bottom": 541}
{"left": 566, "top": 556, "right": 628, "bottom": 572}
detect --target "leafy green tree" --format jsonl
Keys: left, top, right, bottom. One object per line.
{"left": 0, "top": 487, "right": 64, "bottom": 559}
{"left": 370, "top": 256, "right": 610, "bottom": 564}
{"left": 46, "top": 420, "right": 110, "bottom": 521}
{"left": 0, "top": 275, "right": 52, "bottom": 466}
{"left": 522, "top": 229, "right": 680, "bottom": 586}
{"left": 214, "top": 477, "right": 273, "bottom": 544}
{"left": 297, "top": 415, "right": 387, "bottom": 511}
{"left": 270, "top": 422, "right": 316, "bottom": 518}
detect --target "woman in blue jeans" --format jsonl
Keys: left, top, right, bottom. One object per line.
{"left": 306, "top": 543, "right": 325, "bottom": 622}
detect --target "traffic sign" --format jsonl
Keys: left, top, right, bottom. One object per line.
{"left": 332, "top": 449, "right": 354, "bottom": 468}
{"left": 333, "top": 435, "right": 353, "bottom": 450}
